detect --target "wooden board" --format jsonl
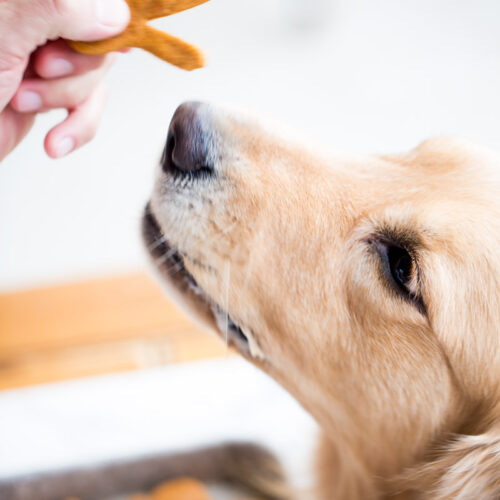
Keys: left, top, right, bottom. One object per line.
{"left": 0, "top": 273, "right": 231, "bottom": 390}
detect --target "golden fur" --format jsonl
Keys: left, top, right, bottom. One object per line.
{"left": 143, "top": 102, "right": 500, "bottom": 499}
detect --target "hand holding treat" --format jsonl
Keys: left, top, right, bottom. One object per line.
{"left": 69, "top": 0, "right": 211, "bottom": 70}
{"left": 0, "top": 0, "right": 131, "bottom": 160}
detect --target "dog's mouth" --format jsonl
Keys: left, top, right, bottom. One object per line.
{"left": 141, "top": 205, "right": 264, "bottom": 359}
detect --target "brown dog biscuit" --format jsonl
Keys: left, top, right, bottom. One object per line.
{"left": 150, "top": 478, "right": 212, "bottom": 500}
{"left": 68, "top": 0, "right": 210, "bottom": 71}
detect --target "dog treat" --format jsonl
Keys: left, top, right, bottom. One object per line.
{"left": 68, "top": 478, "right": 265, "bottom": 500}
{"left": 68, "top": 0, "right": 210, "bottom": 70}
{"left": 151, "top": 478, "right": 212, "bottom": 499}
{"left": 127, "top": 479, "right": 212, "bottom": 500}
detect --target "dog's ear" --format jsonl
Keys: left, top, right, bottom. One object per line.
{"left": 392, "top": 432, "right": 500, "bottom": 499}
{"left": 402, "top": 137, "right": 470, "bottom": 173}
{"left": 413, "top": 136, "right": 464, "bottom": 153}
{"left": 409, "top": 136, "right": 500, "bottom": 173}
{"left": 377, "top": 136, "right": 468, "bottom": 171}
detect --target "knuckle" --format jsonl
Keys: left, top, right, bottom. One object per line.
{"left": 79, "top": 119, "right": 99, "bottom": 145}
{"left": 76, "top": 106, "right": 102, "bottom": 143}
{"left": 0, "top": 52, "right": 26, "bottom": 74}
{"left": 63, "top": 86, "right": 84, "bottom": 107}
{"left": 55, "top": 78, "right": 93, "bottom": 108}
{"left": 78, "top": 55, "right": 105, "bottom": 73}
{"left": 50, "top": 0, "right": 68, "bottom": 18}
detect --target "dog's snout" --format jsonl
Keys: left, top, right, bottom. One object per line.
{"left": 162, "top": 102, "right": 213, "bottom": 177}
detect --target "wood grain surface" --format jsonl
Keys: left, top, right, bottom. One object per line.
{"left": 0, "top": 273, "right": 229, "bottom": 390}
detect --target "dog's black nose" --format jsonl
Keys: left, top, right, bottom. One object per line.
{"left": 162, "top": 102, "right": 213, "bottom": 177}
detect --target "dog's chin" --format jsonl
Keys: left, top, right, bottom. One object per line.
{"left": 141, "top": 204, "right": 255, "bottom": 357}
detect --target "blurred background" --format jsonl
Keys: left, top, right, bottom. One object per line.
{"left": 1, "top": 0, "right": 500, "bottom": 497}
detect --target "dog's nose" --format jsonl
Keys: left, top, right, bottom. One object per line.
{"left": 162, "top": 102, "right": 212, "bottom": 176}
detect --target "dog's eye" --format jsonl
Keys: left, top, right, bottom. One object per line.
{"left": 371, "top": 239, "right": 424, "bottom": 311}
{"left": 388, "top": 245, "right": 413, "bottom": 289}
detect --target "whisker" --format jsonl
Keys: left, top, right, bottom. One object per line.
{"left": 148, "top": 235, "right": 167, "bottom": 252}
{"left": 166, "top": 262, "right": 185, "bottom": 277}
{"left": 147, "top": 236, "right": 167, "bottom": 252}
{"left": 223, "top": 261, "right": 231, "bottom": 351}
{"left": 154, "top": 247, "right": 178, "bottom": 266}
{"left": 161, "top": 257, "right": 188, "bottom": 279}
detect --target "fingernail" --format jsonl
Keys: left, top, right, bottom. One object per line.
{"left": 55, "top": 137, "right": 75, "bottom": 158}
{"left": 97, "top": 0, "right": 130, "bottom": 27}
{"left": 46, "top": 58, "right": 74, "bottom": 78}
{"left": 16, "top": 91, "right": 42, "bottom": 112}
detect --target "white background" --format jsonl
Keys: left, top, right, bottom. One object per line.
{"left": 2, "top": 0, "right": 500, "bottom": 292}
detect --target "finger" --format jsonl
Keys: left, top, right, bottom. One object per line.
{"left": 52, "top": 0, "right": 131, "bottom": 41}
{"left": 44, "top": 83, "right": 108, "bottom": 159}
{"left": 10, "top": 57, "right": 115, "bottom": 113}
{"left": 34, "top": 40, "right": 108, "bottom": 79}
{"left": 0, "top": 107, "right": 36, "bottom": 162}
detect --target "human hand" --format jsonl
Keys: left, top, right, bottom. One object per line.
{"left": 0, "top": 0, "right": 130, "bottom": 161}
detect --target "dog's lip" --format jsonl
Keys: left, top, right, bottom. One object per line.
{"left": 142, "top": 204, "right": 199, "bottom": 290}
{"left": 142, "top": 204, "right": 253, "bottom": 355}
{"left": 142, "top": 206, "right": 169, "bottom": 259}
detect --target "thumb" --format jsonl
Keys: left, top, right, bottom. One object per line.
{"left": 51, "top": 0, "right": 131, "bottom": 42}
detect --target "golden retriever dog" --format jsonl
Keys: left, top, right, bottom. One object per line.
{"left": 142, "top": 102, "right": 500, "bottom": 500}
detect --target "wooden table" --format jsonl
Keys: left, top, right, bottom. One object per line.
{"left": 0, "top": 273, "right": 229, "bottom": 390}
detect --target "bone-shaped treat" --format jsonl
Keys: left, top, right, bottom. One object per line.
{"left": 68, "top": 0, "right": 210, "bottom": 71}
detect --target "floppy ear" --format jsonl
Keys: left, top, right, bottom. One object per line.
{"left": 393, "top": 431, "right": 500, "bottom": 499}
